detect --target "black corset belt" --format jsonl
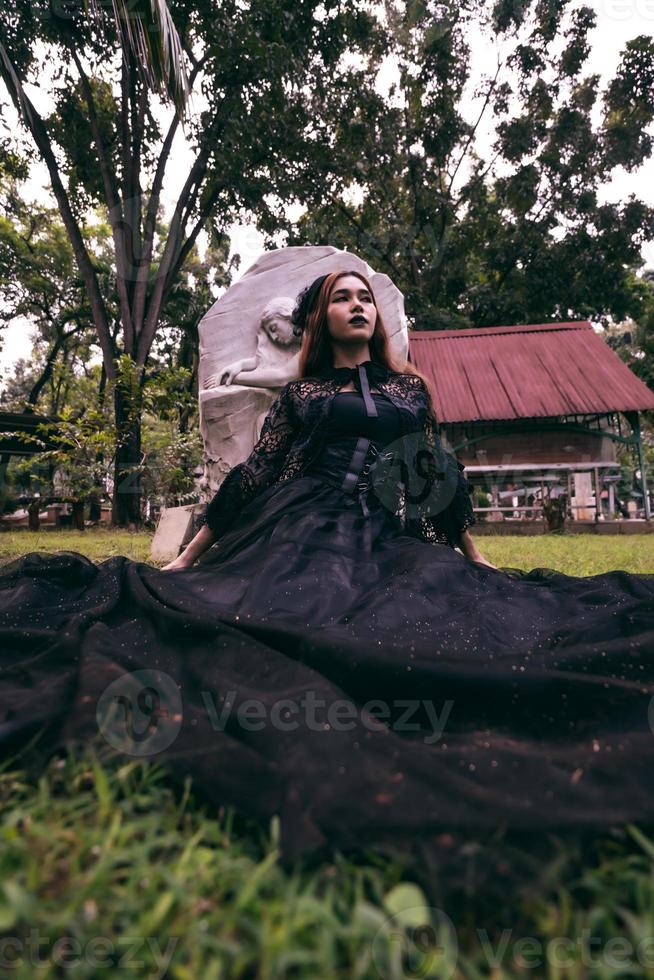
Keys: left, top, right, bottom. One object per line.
{"left": 304, "top": 436, "right": 395, "bottom": 517}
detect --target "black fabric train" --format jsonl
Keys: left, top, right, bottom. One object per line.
{"left": 1, "top": 358, "right": 654, "bottom": 873}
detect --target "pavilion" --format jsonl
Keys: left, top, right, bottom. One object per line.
{"left": 408, "top": 321, "right": 654, "bottom": 523}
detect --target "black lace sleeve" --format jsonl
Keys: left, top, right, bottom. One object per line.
{"left": 201, "top": 384, "right": 298, "bottom": 539}
{"left": 426, "top": 458, "right": 477, "bottom": 548}
{"left": 405, "top": 380, "right": 477, "bottom": 550}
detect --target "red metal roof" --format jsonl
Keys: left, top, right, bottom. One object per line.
{"left": 408, "top": 321, "right": 654, "bottom": 423}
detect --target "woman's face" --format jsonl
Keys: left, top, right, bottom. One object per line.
{"left": 325, "top": 275, "right": 377, "bottom": 344}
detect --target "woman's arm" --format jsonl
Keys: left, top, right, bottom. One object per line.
{"left": 411, "top": 380, "right": 498, "bottom": 568}
{"left": 201, "top": 383, "right": 298, "bottom": 539}
{"left": 162, "top": 384, "right": 299, "bottom": 570}
{"left": 457, "top": 529, "right": 498, "bottom": 569}
{"left": 161, "top": 524, "right": 217, "bottom": 571}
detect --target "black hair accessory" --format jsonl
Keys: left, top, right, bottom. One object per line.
{"left": 290, "top": 274, "right": 329, "bottom": 333}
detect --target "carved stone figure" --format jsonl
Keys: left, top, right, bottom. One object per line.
{"left": 203, "top": 295, "right": 302, "bottom": 447}
{"left": 204, "top": 296, "right": 302, "bottom": 390}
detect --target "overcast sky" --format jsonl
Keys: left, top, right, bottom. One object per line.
{"left": 1, "top": 0, "right": 654, "bottom": 382}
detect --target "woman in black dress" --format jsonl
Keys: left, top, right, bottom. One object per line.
{"left": 162, "top": 270, "right": 497, "bottom": 575}
{"left": 1, "top": 269, "right": 654, "bottom": 866}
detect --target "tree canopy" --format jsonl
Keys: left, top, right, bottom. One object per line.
{"left": 287, "top": 3, "right": 654, "bottom": 331}
{"left": 1, "top": 0, "right": 653, "bottom": 522}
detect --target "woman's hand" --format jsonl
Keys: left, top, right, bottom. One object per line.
{"left": 469, "top": 556, "right": 499, "bottom": 570}
{"left": 161, "top": 525, "right": 217, "bottom": 571}
{"left": 161, "top": 555, "right": 194, "bottom": 572}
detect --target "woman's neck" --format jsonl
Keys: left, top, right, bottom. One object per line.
{"left": 331, "top": 346, "right": 372, "bottom": 370}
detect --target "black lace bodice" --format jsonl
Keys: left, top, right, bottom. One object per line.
{"left": 323, "top": 391, "right": 403, "bottom": 444}
{"left": 202, "top": 361, "right": 477, "bottom": 549}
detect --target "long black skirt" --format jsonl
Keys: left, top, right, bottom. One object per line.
{"left": 1, "top": 474, "right": 654, "bottom": 865}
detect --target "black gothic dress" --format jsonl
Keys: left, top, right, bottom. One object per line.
{"left": 1, "top": 387, "right": 654, "bottom": 872}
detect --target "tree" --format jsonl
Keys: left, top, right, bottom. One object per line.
{"left": 288, "top": 2, "right": 654, "bottom": 333}
{"left": 605, "top": 269, "right": 654, "bottom": 399}
{"left": 140, "top": 365, "right": 203, "bottom": 518}
{"left": 0, "top": 180, "right": 97, "bottom": 410}
{"left": 0, "top": 176, "right": 219, "bottom": 523}
{"left": 7, "top": 402, "right": 115, "bottom": 529}
{"left": 0, "top": 0, "right": 382, "bottom": 524}
{"left": 0, "top": 169, "right": 223, "bottom": 416}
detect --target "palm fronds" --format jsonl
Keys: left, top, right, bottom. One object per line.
{"left": 84, "top": 0, "right": 191, "bottom": 119}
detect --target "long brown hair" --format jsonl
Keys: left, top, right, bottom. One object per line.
{"left": 297, "top": 270, "right": 438, "bottom": 417}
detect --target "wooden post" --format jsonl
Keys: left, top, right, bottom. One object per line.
{"left": 593, "top": 467, "right": 601, "bottom": 522}
{"left": 625, "top": 411, "right": 651, "bottom": 521}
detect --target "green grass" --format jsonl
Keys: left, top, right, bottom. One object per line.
{"left": 0, "top": 529, "right": 154, "bottom": 566}
{"left": 1, "top": 530, "right": 654, "bottom": 978}
{"left": 2, "top": 527, "right": 653, "bottom": 575}
{"left": 2, "top": 744, "right": 654, "bottom": 979}
{"left": 479, "top": 532, "right": 654, "bottom": 576}
{"left": 3, "top": 744, "right": 654, "bottom": 980}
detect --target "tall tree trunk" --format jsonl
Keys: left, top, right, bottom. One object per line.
{"left": 27, "top": 499, "right": 40, "bottom": 532}
{"left": 177, "top": 324, "right": 198, "bottom": 435}
{"left": 112, "top": 380, "right": 142, "bottom": 528}
{"left": 88, "top": 492, "right": 102, "bottom": 523}
{"left": 72, "top": 500, "right": 86, "bottom": 531}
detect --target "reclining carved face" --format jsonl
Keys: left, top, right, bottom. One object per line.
{"left": 260, "top": 297, "right": 301, "bottom": 347}
{"left": 208, "top": 297, "right": 301, "bottom": 389}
